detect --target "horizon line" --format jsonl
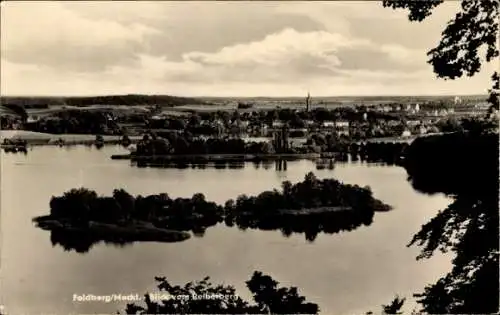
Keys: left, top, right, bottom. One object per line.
{"left": 0, "top": 93, "right": 488, "bottom": 98}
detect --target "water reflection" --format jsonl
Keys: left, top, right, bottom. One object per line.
{"left": 2, "top": 145, "right": 453, "bottom": 315}
{"left": 229, "top": 209, "right": 374, "bottom": 242}
{"left": 1, "top": 147, "right": 28, "bottom": 154}
{"left": 133, "top": 159, "right": 285, "bottom": 170}
{"left": 275, "top": 159, "right": 287, "bottom": 171}
{"left": 50, "top": 229, "right": 135, "bottom": 253}
{"left": 7, "top": 146, "right": 404, "bottom": 170}
{"left": 40, "top": 208, "right": 376, "bottom": 252}
{"left": 34, "top": 171, "right": 390, "bottom": 252}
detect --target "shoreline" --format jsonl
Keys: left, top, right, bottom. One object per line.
{"left": 0, "top": 131, "right": 143, "bottom": 146}
{"left": 33, "top": 215, "right": 191, "bottom": 243}
{"left": 111, "top": 152, "right": 321, "bottom": 161}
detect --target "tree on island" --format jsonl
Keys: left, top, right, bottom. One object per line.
{"left": 382, "top": 1, "right": 499, "bottom": 313}
{"left": 44, "top": 188, "right": 223, "bottom": 230}
{"left": 222, "top": 172, "right": 391, "bottom": 241}
{"left": 36, "top": 172, "right": 392, "bottom": 252}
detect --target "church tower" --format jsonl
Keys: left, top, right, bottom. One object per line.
{"left": 306, "top": 92, "right": 311, "bottom": 112}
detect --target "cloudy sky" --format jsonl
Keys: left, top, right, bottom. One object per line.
{"left": 1, "top": 1, "right": 496, "bottom": 97}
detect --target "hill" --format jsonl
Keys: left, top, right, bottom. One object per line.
{"left": 0, "top": 94, "right": 207, "bottom": 108}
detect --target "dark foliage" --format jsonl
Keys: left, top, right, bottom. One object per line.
{"left": 382, "top": 2, "right": 499, "bottom": 311}
{"left": 404, "top": 132, "right": 498, "bottom": 196}
{"left": 1, "top": 138, "right": 28, "bottom": 154}
{"left": 383, "top": 0, "right": 498, "bottom": 79}
{"left": 0, "top": 94, "right": 206, "bottom": 107}
{"left": 25, "top": 110, "right": 122, "bottom": 135}
{"left": 124, "top": 271, "right": 318, "bottom": 315}
{"left": 382, "top": 0, "right": 444, "bottom": 22}
{"left": 0, "top": 115, "right": 23, "bottom": 130}
{"left": 134, "top": 133, "right": 287, "bottom": 157}
{"left": 224, "top": 172, "right": 391, "bottom": 241}
{"left": 237, "top": 102, "right": 254, "bottom": 109}
{"left": 36, "top": 172, "right": 390, "bottom": 250}
{"left": 132, "top": 131, "right": 411, "bottom": 167}
{"left": 2, "top": 104, "right": 28, "bottom": 120}
{"left": 382, "top": 296, "right": 406, "bottom": 314}
{"left": 47, "top": 188, "right": 223, "bottom": 232}
{"left": 487, "top": 72, "right": 499, "bottom": 110}
{"left": 323, "top": 140, "right": 408, "bottom": 165}
{"left": 403, "top": 132, "right": 499, "bottom": 314}
{"left": 383, "top": 0, "right": 499, "bottom": 108}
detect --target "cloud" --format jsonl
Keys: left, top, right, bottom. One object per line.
{"left": 184, "top": 28, "right": 360, "bottom": 67}
{"left": 2, "top": 55, "right": 493, "bottom": 97}
{"left": 1, "top": 2, "right": 160, "bottom": 71}
{"left": 0, "top": 1, "right": 495, "bottom": 97}
{"left": 177, "top": 28, "right": 428, "bottom": 83}
{"left": 49, "top": 1, "right": 326, "bottom": 62}
{"left": 278, "top": 1, "right": 461, "bottom": 50}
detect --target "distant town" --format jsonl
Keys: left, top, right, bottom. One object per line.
{"left": 0, "top": 94, "right": 496, "bottom": 151}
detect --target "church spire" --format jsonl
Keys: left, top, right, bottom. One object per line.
{"left": 306, "top": 91, "right": 311, "bottom": 112}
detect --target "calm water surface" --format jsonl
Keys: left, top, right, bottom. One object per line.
{"left": 1, "top": 146, "right": 452, "bottom": 314}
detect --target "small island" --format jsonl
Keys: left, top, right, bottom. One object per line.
{"left": 110, "top": 131, "right": 413, "bottom": 169}
{"left": 33, "top": 173, "right": 391, "bottom": 251}
{"left": 33, "top": 188, "right": 224, "bottom": 252}
{"left": 223, "top": 172, "right": 391, "bottom": 241}
{"left": 111, "top": 131, "right": 321, "bottom": 168}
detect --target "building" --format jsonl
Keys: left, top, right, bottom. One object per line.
{"left": 387, "top": 120, "right": 401, "bottom": 127}
{"left": 401, "top": 129, "right": 412, "bottom": 138}
{"left": 26, "top": 115, "right": 40, "bottom": 123}
{"left": 407, "top": 120, "right": 421, "bottom": 127}
{"left": 304, "top": 120, "right": 315, "bottom": 127}
{"left": 322, "top": 121, "right": 335, "bottom": 128}
{"left": 474, "top": 102, "right": 490, "bottom": 110}
{"left": 239, "top": 120, "right": 249, "bottom": 128}
{"left": 335, "top": 121, "right": 349, "bottom": 128}
{"left": 337, "top": 130, "right": 350, "bottom": 137}
{"left": 306, "top": 92, "right": 311, "bottom": 112}
{"left": 439, "top": 109, "right": 449, "bottom": 116}
{"left": 272, "top": 120, "right": 285, "bottom": 128}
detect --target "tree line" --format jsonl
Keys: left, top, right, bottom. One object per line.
{"left": 0, "top": 95, "right": 207, "bottom": 107}
{"left": 36, "top": 172, "right": 391, "bottom": 249}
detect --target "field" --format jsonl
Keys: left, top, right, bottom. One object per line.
{"left": 24, "top": 105, "right": 151, "bottom": 117}
{"left": 2, "top": 94, "right": 489, "bottom": 116}
{"left": 157, "top": 94, "right": 489, "bottom": 113}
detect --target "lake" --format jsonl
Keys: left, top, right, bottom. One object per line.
{"left": 0, "top": 145, "right": 453, "bottom": 314}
